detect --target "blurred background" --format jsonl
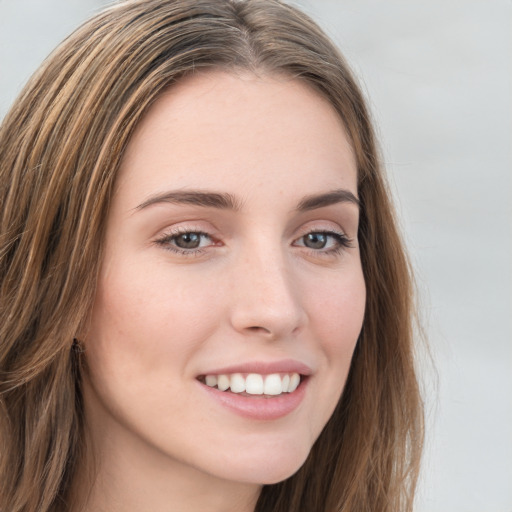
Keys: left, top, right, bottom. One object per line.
{"left": 1, "top": 1, "right": 510, "bottom": 510}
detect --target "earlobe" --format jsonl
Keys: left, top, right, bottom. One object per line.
{"left": 72, "top": 338, "right": 86, "bottom": 353}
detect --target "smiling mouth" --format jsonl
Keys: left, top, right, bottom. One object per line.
{"left": 197, "top": 372, "right": 303, "bottom": 397}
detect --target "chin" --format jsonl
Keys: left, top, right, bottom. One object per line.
{"left": 215, "top": 442, "right": 312, "bottom": 485}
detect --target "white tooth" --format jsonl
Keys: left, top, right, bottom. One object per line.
{"left": 281, "top": 374, "right": 290, "bottom": 393}
{"left": 230, "top": 373, "right": 245, "bottom": 393}
{"left": 205, "top": 375, "right": 217, "bottom": 387}
{"left": 245, "top": 374, "right": 264, "bottom": 395}
{"left": 264, "top": 374, "right": 283, "bottom": 395}
{"left": 288, "top": 373, "right": 300, "bottom": 392}
{"left": 217, "top": 374, "right": 230, "bottom": 391}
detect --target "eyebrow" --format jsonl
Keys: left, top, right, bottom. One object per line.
{"left": 296, "top": 189, "right": 360, "bottom": 212}
{"left": 135, "top": 190, "right": 242, "bottom": 211}
{"left": 135, "top": 188, "right": 359, "bottom": 213}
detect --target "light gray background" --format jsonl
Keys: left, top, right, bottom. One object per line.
{"left": 1, "top": 1, "right": 510, "bottom": 510}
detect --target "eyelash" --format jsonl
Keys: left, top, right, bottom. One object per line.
{"left": 154, "top": 227, "right": 214, "bottom": 257}
{"left": 293, "top": 230, "right": 354, "bottom": 256}
{"left": 154, "top": 228, "right": 353, "bottom": 257}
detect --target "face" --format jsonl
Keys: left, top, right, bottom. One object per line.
{"left": 84, "top": 71, "right": 366, "bottom": 489}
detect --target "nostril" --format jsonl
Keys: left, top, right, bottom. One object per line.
{"left": 247, "top": 326, "right": 272, "bottom": 334}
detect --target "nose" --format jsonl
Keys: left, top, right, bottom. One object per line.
{"left": 228, "top": 247, "right": 307, "bottom": 341}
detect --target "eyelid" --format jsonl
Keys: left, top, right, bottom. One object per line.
{"left": 294, "top": 229, "right": 352, "bottom": 246}
{"left": 291, "top": 224, "right": 355, "bottom": 257}
{"left": 152, "top": 221, "right": 355, "bottom": 259}
{"left": 153, "top": 219, "right": 221, "bottom": 241}
{"left": 153, "top": 225, "right": 220, "bottom": 256}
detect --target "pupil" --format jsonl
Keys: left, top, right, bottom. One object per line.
{"left": 305, "top": 233, "right": 327, "bottom": 249}
{"left": 176, "top": 233, "right": 201, "bottom": 249}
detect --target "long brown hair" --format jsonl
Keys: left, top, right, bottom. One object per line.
{"left": 0, "top": 1, "right": 423, "bottom": 510}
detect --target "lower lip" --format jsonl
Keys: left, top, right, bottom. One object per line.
{"left": 198, "top": 378, "right": 308, "bottom": 420}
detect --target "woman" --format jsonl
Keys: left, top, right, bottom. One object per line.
{"left": 0, "top": 1, "right": 423, "bottom": 511}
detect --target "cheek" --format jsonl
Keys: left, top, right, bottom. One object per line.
{"left": 303, "top": 267, "right": 365, "bottom": 422}
{"left": 83, "top": 266, "right": 219, "bottom": 430}
{"left": 85, "top": 262, "right": 223, "bottom": 375}
{"left": 307, "top": 267, "right": 366, "bottom": 349}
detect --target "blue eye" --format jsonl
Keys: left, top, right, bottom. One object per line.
{"left": 156, "top": 230, "right": 213, "bottom": 254}
{"left": 295, "top": 231, "right": 352, "bottom": 253}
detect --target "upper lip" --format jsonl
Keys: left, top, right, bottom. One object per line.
{"left": 199, "top": 359, "right": 313, "bottom": 376}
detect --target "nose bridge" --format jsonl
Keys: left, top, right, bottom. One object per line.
{"left": 229, "top": 235, "right": 305, "bottom": 339}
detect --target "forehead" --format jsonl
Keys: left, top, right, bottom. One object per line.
{"left": 117, "top": 70, "right": 357, "bottom": 206}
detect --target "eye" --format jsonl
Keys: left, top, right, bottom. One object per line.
{"left": 294, "top": 230, "right": 352, "bottom": 254}
{"left": 155, "top": 229, "right": 215, "bottom": 255}
{"left": 172, "top": 232, "right": 207, "bottom": 249}
{"left": 303, "top": 232, "right": 330, "bottom": 250}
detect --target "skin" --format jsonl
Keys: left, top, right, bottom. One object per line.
{"left": 80, "top": 71, "right": 366, "bottom": 512}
